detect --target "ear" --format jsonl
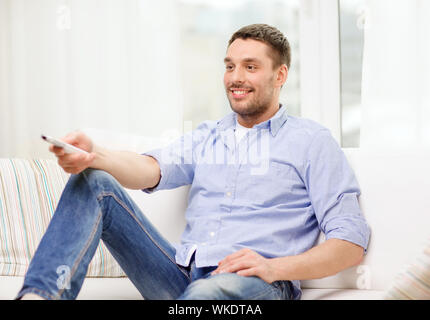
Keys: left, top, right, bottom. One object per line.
{"left": 275, "top": 64, "right": 288, "bottom": 88}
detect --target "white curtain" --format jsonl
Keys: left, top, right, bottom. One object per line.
{"left": 360, "top": 0, "right": 430, "bottom": 148}
{"left": 0, "top": 0, "right": 183, "bottom": 158}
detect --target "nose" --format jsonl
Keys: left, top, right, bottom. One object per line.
{"left": 229, "top": 66, "right": 246, "bottom": 85}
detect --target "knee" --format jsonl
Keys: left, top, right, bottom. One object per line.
{"left": 65, "top": 169, "right": 122, "bottom": 199}
{"left": 81, "top": 168, "right": 119, "bottom": 191}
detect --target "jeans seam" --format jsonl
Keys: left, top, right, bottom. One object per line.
{"left": 17, "top": 287, "right": 57, "bottom": 300}
{"left": 56, "top": 209, "right": 102, "bottom": 299}
{"left": 97, "top": 191, "right": 191, "bottom": 281}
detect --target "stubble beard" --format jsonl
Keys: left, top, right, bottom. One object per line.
{"left": 227, "top": 86, "right": 275, "bottom": 120}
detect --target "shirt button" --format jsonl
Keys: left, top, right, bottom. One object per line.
{"left": 201, "top": 242, "right": 207, "bottom": 246}
{"left": 226, "top": 192, "right": 232, "bottom": 197}
{"left": 209, "top": 232, "right": 215, "bottom": 237}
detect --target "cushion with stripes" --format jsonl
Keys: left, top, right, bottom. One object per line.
{"left": 0, "top": 159, "right": 125, "bottom": 277}
{"left": 384, "top": 237, "right": 430, "bottom": 299}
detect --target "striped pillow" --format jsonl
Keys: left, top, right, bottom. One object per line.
{"left": 0, "top": 159, "right": 125, "bottom": 277}
{"left": 384, "top": 238, "right": 430, "bottom": 299}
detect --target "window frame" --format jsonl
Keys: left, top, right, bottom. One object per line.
{"left": 299, "top": 0, "right": 342, "bottom": 145}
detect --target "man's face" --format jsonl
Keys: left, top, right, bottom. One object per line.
{"left": 224, "top": 38, "right": 280, "bottom": 119}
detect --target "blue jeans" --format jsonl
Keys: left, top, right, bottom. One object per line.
{"left": 16, "top": 169, "right": 293, "bottom": 300}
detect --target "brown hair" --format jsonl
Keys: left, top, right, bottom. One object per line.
{"left": 228, "top": 24, "right": 291, "bottom": 69}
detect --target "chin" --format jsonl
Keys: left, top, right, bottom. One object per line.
{"left": 229, "top": 98, "right": 252, "bottom": 112}
{"left": 230, "top": 103, "right": 248, "bottom": 114}
{"left": 229, "top": 101, "right": 267, "bottom": 118}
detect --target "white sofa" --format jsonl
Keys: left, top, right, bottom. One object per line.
{"left": 1, "top": 130, "right": 429, "bottom": 300}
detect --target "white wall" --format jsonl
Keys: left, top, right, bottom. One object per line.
{"left": 0, "top": 0, "right": 183, "bottom": 158}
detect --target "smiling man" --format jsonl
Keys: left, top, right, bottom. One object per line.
{"left": 223, "top": 33, "right": 288, "bottom": 127}
{"left": 17, "top": 24, "right": 370, "bottom": 300}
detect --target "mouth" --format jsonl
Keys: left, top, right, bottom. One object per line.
{"left": 229, "top": 88, "right": 253, "bottom": 99}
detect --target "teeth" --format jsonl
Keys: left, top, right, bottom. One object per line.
{"left": 233, "top": 90, "right": 247, "bottom": 94}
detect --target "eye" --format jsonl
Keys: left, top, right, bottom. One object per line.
{"left": 225, "top": 64, "right": 234, "bottom": 71}
{"left": 247, "top": 65, "right": 256, "bottom": 71}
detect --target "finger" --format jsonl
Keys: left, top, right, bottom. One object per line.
{"left": 50, "top": 145, "right": 65, "bottom": 156}
{"left": 63, "top": 167, "right": 83, "bottom": 175}
{"left": 213, "top": 249, "right": 253, "bottom": 274}
{"left": 213, "top": 256, "right": 255, "bottom": 275}
{"left": 59, "top": 153, "right": 95, "bottom": 174}
{"left": 62, "top": 162, "right": 87, "bottom": 174}
{"left": 217, "top": 249, "right": 250, "bottom": 268}
{"left": 58, "top": 153, "right": 85, "bottom": 168}
{"left": 225, "top": 260, "right": 255, "bottom": 274}
{"left": 228, "top": 248, "right": 252, "bottom": 260}
{"left": 61, "top": 131, "right": 79, "bottom": 145}
{"left": 236, "top": 267, "right": 259, "bottom": 278}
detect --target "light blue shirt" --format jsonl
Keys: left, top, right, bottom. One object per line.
{"left": 143, "top": 105, "right": 370, "bottom": 299}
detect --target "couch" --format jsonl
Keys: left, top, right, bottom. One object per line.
{"left": 0, "top": 129, "right": 429, "bottom": 300}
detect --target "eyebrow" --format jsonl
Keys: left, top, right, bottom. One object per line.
{"left": 223, "top": 57, "right": 262, "bottom": 64}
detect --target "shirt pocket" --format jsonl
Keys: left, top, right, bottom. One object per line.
{"left": 235, "top": 161, "right": 299, "bottom": 205}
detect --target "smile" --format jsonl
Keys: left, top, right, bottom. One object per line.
{"left": 230, "top": 88, "right": 253, "bottom": 98}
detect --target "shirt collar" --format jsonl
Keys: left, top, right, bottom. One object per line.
{"left": 217, "top": 104, "right": 288, "bottom": 137}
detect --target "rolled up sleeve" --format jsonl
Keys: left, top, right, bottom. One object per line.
{"left": 304, "top": 129, "right": 371, "bottom": 252}
{"left": 142, "top": 121, "right": 213, "bottom": 194}
{"left": 141, "top": 134, "right": 194, "bottom": 193}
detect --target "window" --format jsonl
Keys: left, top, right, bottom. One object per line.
{"left": 339, "top": 0, "right": 365, "bottom": 147}
{"left": 299, "top": 0, "right": 364, "bottom": 148}
{"left": 176, "top": 0, "right": 301, "bottom": 129}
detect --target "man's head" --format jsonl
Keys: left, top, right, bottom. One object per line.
{"left": 224, "top": 24, "right": 290, "bottom": 126}
{"left": 228, "top": 24, "right": 291, "bottom": 70}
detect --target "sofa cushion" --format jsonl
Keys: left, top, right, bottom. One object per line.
{"left": 0, "top": 275, "right": 386, "bottom": 300}
{"left": 383, "top": 237, "right": 430, "bottom": 299}
{"left": 0, "top": 276, "right": 142, "bottom": 300}
{"left": 301, "top": 288, "right": 384, "bottom": 300}
{"left": 0, "top": 158, "right": 125, "bottom": 277}
{"left": 301, "top": 148, "right": 430, "bottom": 291}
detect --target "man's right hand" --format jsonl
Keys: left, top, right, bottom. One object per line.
{"left": 49, "top": 130, "right": 160, "bottom": 190}
{"left": 49, "top": 131, "right": 96, "bottom": 175}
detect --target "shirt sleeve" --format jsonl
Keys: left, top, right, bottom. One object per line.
{"left": 303, "top": 129, "right": 371, "bottom": 252}
{"left": 141, "top": 121, "right": 212, "bottom": 194}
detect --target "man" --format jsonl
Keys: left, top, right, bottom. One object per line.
{"left": 18, "top": 24, "right": 369, "bottom": 300}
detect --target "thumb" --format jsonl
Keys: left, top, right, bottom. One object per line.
{"left": 62, "top": 132, "right": 79, "bottom": 145}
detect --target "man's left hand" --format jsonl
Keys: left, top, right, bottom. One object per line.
{"left": 211, "top": 248, "right": 278, "bottom": 283}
